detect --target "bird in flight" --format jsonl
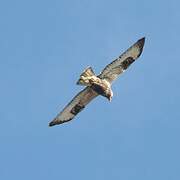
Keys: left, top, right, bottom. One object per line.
{"left": 49, "top": 37, "right": 145, "bottom": 126}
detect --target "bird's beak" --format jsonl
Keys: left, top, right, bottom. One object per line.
{"left": 108, "top": 96, "right": 112, "bottom": 102}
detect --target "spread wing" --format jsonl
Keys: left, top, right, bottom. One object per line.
{"left": 98, "top": 37, "right": 145, "bottom": 84}
{"left": 49, "top": 87, "right": 98, "bottom": 126}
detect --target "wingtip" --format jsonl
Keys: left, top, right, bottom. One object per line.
{"left": 49, "top": 118, "right": 68, "bottom": 127}
{"left": 137, "top": 37, "right": 145, "bottom": 46}
{"left": 136, "top": 37, "right": 145, "bottom": 57}
{"left": 49, "top": 121, "right": 56, "bottom": 127}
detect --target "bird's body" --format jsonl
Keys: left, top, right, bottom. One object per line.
{"left": 49, "top": 37, "right": 145, "bottom": 126}
{"left": 90, "top": 79, "right": 113, "bottom": 101}
{"left": 77, "top": 67, "right": 113, "bottom": 101}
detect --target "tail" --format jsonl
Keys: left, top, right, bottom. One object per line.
{"left": 76, "top": 67, "right": 95, "bottom": 86}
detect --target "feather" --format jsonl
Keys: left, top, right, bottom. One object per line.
{"left": 98, "top": 37, "right": 145, "bottom": 83}
{"left": 49, "top": 87, "right": 98, "bottom": 126}
{"left": 77, "top": 67, "right": 96, "bottom": 86}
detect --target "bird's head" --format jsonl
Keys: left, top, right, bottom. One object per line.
{"left": 106, "top": 89, "right": 113, "bottom": 102}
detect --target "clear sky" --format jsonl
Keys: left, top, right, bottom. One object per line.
{"left": 0, "top": 0, "right": 180, "bottom": 179}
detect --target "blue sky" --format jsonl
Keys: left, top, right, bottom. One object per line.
{"left": 0, "top": 0, "right": 180, "bottom": 179}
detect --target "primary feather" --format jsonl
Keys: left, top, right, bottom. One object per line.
{"left": 49, "top": 87, "right": 98, "bottom": 126}
{"left": 98, "top": 37, "right": 145, "bottom": 83}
